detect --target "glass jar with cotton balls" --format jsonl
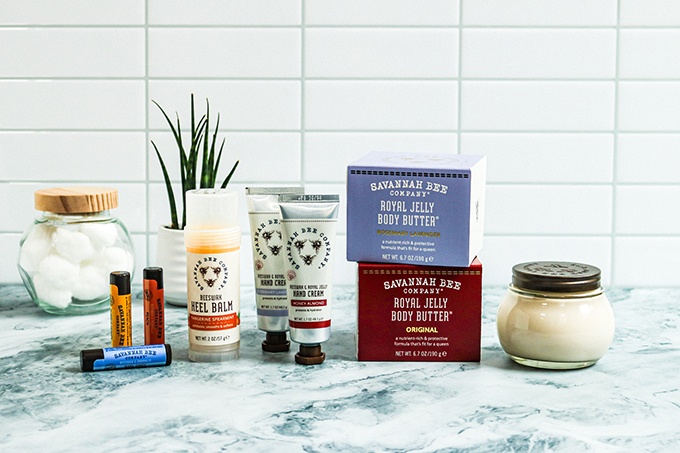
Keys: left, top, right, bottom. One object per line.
{"left": 17, "top": 187, "right": 134, "bottom": 315}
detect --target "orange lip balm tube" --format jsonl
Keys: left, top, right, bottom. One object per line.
{"left": 110, "top": 271, "right": 132, "bottom": 347}
{"left": 143, "top": 267, "right": 165, "bottom": 345}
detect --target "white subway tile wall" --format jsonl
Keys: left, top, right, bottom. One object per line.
{"left": 1, "top": 1, "right": 679, "bottom": 287}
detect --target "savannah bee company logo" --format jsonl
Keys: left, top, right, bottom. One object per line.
{"left": 253, "top": 218, "right": 285, "bottom": 264}
{"left": 284, "top": 226, "right": 332, "bottom": 272}
{"left": 192, "top": 256, "right": 229, "bottom": 291}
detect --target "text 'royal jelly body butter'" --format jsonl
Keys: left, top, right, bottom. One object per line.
{"left": 497, "top": 261, "right": 615, "bottom": 370}
{"left": 357, "top": 259, "right": 482, "bottom": 362}
{"left": 346, "top": 151, "right": 486, "bottom": 268}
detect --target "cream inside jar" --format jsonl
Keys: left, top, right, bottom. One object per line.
{"left": 496, "top": 261, "right": 615, "bottom": 370}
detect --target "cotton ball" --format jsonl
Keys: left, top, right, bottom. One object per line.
{"left": 37, "top": 254, "right": 80, "bottom": 290}
{"left": 79, "top": 223, "right": 118, "bottom": 249}
{"left": 72, "top": 264, "right": 108, "bottom": 301}
{"left": 33, "top": 274, "right": 73, "bottom": 309}
{"left": 126, "top": 250, "right": 134, "bottom": 271}
{"left": 53, "top": 228, "right": 96, "bottom": 263}
{"left": 95, "top": 246, "right": 132, "bottom": 273}
{"left": 19, "top": 224, "right": 54, "bottom": 273}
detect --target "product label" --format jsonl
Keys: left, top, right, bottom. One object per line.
{"left": 110, "top": 288, "right": 132, "bottom": 347}
{"left": 94, "top": 345, "right": 167, "bottom": 370}
{"left": 356, "top": 175, "right": 460, "bottom": 264}
{"left": 143, "top": 280, "right": 165, "bottom": 344}
{"left": 357, "top": 263, "right": 482, "bottom": 362}
{"left": 389, "top": 277, "right": 458, "bottom": 359}
{"left": 249, "top": 213, "right": 288, "bottom": 317}
{"left": 373, "top": 179, "right": 447, "bottom": 265}
{"left": 282, "top": 220, "right": 335, "bottom": 329}
{"left": 347, "top": 159, "right": 483, "bottom": 267}
{"left": 187, "top": 250, "right": 240, "bottom": 347}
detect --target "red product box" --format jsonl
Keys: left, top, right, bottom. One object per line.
{"left": 357, "top": 258, "right": 482, "bottom": 362}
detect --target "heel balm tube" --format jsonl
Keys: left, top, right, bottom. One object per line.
{"left": 246, "top": 186, "right": 304, "bottom": 352}
{"left": 278, "top": 194, "right": 339, "bottom": 365}
{"left": 185, "top": 189, "right": 241, "bottom": 362}
{"left": 143, "top": 267, "right": 165, "bottom": 345}
{"left": 80, "top": 344, "right": 172, "bottom": 372}
{"left": 110, "top": 271, "right": 132, "bottom": 347}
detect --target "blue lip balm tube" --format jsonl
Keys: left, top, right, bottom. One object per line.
{"left": 80, "top": 344, "right": 172, "bottom": 372}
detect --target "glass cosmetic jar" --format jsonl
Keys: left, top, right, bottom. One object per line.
{"left": 496, "top": 261, "right": 614, "bottom": 370}
{"left": 18, "top": 187, "right": 134, "bottom": 315}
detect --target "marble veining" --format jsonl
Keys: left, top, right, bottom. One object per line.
{"left": 1, "top": 285, "right": 679, "bottom": 452}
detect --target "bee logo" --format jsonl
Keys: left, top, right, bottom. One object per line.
{"left": 199, "top": 266, "right": 222, "bottom": 288}
{"left": 268, "top": 244, "right": 283, "bottom": 256}
{"left": 294, "top": 239, "right": 307, "bottom": 252}
{"left": 256, "top": 227, "right": 284, "bottom": 260}
{"left": 285, "top": 228, "right": 332, "bottom": 270}
{"left": 300, "top": 254, "right": 316, "bottom": 266}
{"left": 310, "top": 239, "right": 322, "bottom": 253}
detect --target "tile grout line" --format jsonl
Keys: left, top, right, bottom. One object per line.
{"left": 611, "top": 1, "right": 622, "bottom": 286}
{"left": 456, "top": 0, "right": 464, "bottom": 154}
{"left": 3, "top": 180, "right": 677, "bottom": 187}
{"left": 300, "top": 2, "right": 306, "bottom": 187}
{"left": 4, "top": 24, "right": 680, "bottom": 29}
{"left": 4, "top": 128, "right": 680, "bottom": 134}
{"left": 144, "top": 0, "right": 151, "bottom": 269}
{"left": 12, "top": 77, "right": 680, "bottom": 82}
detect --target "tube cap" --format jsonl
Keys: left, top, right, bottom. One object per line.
{"left": 262, "top": 332, "right": 290, "bottom": 353}
{"left": 110, "top": 271, "right": 131, "bottom": 295}
{"left": 512, "top": 261, "right": 601, "bottom": 293}
{"left": 295, "top": 344, "right": 326, "bottom": 365}
{"left": 186, "top": 189, "right": 238, "bottom": 229}
{"left": 143, "top": 267, "right": 164, "bottom": 289}
{"left": 80, "top": 348, "right": 104, "bottom": 372}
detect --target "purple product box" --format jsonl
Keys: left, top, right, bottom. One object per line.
{"left": 346, "top": 152, "right": 486, "bottom": 267}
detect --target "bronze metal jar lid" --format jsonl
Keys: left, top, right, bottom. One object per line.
{"left": 34, "top": 187, "right": 118, "bottom": 214}
{"left": 511, "top": 261, "right": 601, "bottom": 293}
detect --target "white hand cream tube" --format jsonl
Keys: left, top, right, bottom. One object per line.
{"left": 278, "top": 194, "right": 340, "bottom": 365}
{"left": 246, "top": 187, "right": 304, "bottom": 352}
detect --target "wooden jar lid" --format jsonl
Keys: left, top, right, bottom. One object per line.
{"left": 34, "top": 187, "right": 119, "bottom": 214}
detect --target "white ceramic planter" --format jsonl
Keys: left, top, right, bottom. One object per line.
{"left": 156, "top": 226, "right": 187, "bottom": 306}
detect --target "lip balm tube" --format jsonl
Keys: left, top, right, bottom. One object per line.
{"left": 80, "top": 344, "right": 172, "bottom": 372}
{"left": 246, "top": 187, "right": 304, "bottom": 352}
{"left": 143, "top": 267, "right": 165, "bottom": 345}
{"left": 110, "top": 271, "right": 132, "bottom": 347}
{"left": 278, "top": 194, "right": 340, "bottom": 365}
{"left": 185, "top": 189, "right": 241, "bottom": 362}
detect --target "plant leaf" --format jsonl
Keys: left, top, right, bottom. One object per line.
{"left": 200, "top": 98, "right": 212, "bottom": 188}
{"left": 213, "top": 137, "right": 226, "bottom": 183}
{"left": 208, "top": 112, "right": 221, "bottom": 187}
{"left": 152, "top": 99, "right": 185, "bottom": 157}
{"left": 151, "top": 141, "right": 179, "bottom": 229}
{"left": 220, "top": 160, "right": 239, "bottom": 189}
{"left": 189, "top": 115, "right": 207, "bottom": 189}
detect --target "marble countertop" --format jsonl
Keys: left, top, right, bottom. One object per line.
{"left": 1, "top": 284, "right": 679, "bottom": 452}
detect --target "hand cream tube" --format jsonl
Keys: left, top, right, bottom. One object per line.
{"left": 246, "top": 187, "right": 304, "bottom": 352}
{"left": 278, "top": 194, "right": 339, "bottom": 365}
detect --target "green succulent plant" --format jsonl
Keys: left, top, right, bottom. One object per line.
{"left": 151, "top": 94, "right": 239, "bottom": 230}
